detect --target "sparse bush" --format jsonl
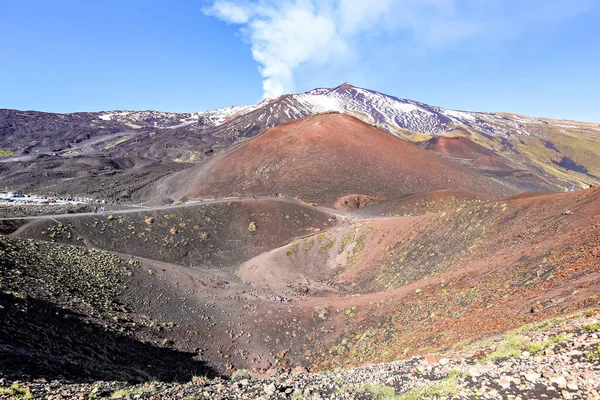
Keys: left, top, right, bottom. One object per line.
{"left": 524, "top": 333, "right": 567, "bottom": 355}
{"left": 346, "top": 370, "right": 460, "bottom": 400}
{"left": 353, "top": 384, "right": 397, "bottom": 399}
{"left": 231, "top": 369, "right": 250, "bottom": 380}
{"left": 111, "top": 389, "right": 132, "bottom": 398}
{"left": 586, "top": 345, "right": 600, "bottom": 361}
{"left": 248, "top": 222, "right": 257, "bottom": 231}
{"left": 480, "top": 335, "right": 523, "bottom": 363}
{"left": 584, "top": 321, "right": 600, "bottom": 331}
{"left": 111, "top": 386, "right": 154, "bottom": 399}
{"left": 0, "top": 382, "right": 33, "bottom": 399}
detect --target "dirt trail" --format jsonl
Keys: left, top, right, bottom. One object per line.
{"left": 1, "top": 196, "right": 358, "bottom": 222}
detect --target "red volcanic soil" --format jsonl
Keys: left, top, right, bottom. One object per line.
{"left": 421, "top": 136, "right": 492, "bottom": 158}
{"left": 421, "top": 136, "right": 509, "bottom": 169}
{"left": 241, "top": 187, "right": 600, "bottom": 371}
{"left": 171, "top": 114, "right": 517, "bottom": 206}
{"left": 354, "top": 189, "right": 495, "bottom": 217}
{"left": 502, "top": 191, "right": 555, "bottom": 201}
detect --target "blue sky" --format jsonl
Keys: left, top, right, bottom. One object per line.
{"left": 1, "top": 0, "right": 599, "bottom": 122}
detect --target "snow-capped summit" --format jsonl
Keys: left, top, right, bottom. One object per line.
{"left": 203, "top": 83, "right": 543, "bottom": 139}
{"left": 83, "top": 83, "right": 557, "bottom": 139}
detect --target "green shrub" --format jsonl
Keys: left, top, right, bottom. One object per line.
{"left": 584, "top": 321, "right": 600, "bottom": 332}
{"left": 231, "top": 369, "right": 250, "bottom": 380}
{"left": 480, "top": 335, "right": 523, "bottom": 363}
{"left": 0, "top": 383, "right": 33, "bottom": 399}
{"left": 586, "top": 346, "right": 600, "bottom": 361}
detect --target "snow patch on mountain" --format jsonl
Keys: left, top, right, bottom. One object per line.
{"left": 96, "top": 104, "right": 259, "bottom": 129}
{"left": 91, "top": 84, "right": 562, "bottom": 139}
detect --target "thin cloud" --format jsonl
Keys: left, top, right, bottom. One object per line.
{"left": 204, "top": 0, "right": 598, "bottom": 98}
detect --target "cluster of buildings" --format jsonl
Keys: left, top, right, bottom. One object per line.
{"left": 0, "top": 191, "right": 90, "bottom": 205}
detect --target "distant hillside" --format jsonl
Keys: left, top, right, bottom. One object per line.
{"left": 166, "top": 114, "right": 532, "bottom": 205}
{"left": 1, "top": 83, "right": 599, "bottom": 201}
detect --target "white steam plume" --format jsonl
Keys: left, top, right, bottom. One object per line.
{"left": 204, "top": 0, "right": 598, "bottom": 99}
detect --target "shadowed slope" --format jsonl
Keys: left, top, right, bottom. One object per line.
{"left": 0, "top": 237, "right": 216, "bottom": 382}
{"left": 172, "top": 114, "right": 517, "bottom": 205}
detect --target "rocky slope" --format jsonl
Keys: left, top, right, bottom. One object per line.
{"left": 1, "top": 311, "right": 599, "bottom": 399}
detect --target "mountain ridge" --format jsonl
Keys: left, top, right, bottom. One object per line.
{"left": 1, "top": 83, "right": 599, "bottom": 201}
{"left": 3, "top": 82, "right": 597, "bottom": 124}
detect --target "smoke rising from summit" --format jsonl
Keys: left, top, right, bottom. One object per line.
{"left": 204, "top": 0, "right": 597, "bottom": 99}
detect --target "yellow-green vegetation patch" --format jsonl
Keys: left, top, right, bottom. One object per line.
{"left": 391, "top": 127, "right": 433, "bottom": 143}
{"left": 303, "top": 237, "right": 314, "bottom": 251}
{"left": 396, "top": 371, "right": 461, "bottom": 400}
{"left": 345, "top": 305, "right": 358, "bottom": 318}
{"left": 449, "top": 310, "right": 587, "bottom": 355}
{"left": 523, "top": 334, "right": 567, "bottom": 355}
{"left": 338, "top": 230, "right": 355, "bottom": 253}
{"left": 104, "top": 136, "right": 131, "bottom": 150}
{"left": 0, "top": 382, "right": 33, "bottom": 399}
{"left": 123, "top": 122, "right": 142, "bottom": 129}
{"left": 584, "top": 321, "right": 600, "bottom": 332}
{"left": 173, "top": 154, "right": 198, "bottom": 163}
{"left": 479, "top": 332, "right": 568, "bottom": 363}
{"left": 0, "top": 150, "right": 16, "bottom": 156}
{"left": 586, "top": 345, "right": 600, "bottom": 361}
{"left": 509, "top": 129, "right": 600, "bottom": 185}
{"left": 230, "top": 369, "right": 250, "bottom": 380}
{"left": 320, "top": 237, "right": 336, "bottom": 253}
{"left": 347, "top": 233, "right": 368, "bottom": 268}
{"left": 0, "top": 236, "right": 132, "bottom": 314}
{"left": 343, "top": 371, "right": 460, "bottom": 400}
{"left": 111, "top": 385, "right": 155, "bottom": 399}
{"left": 63, "top": 148, "right": 81, "bottom": 155}
{"left": 545, "top": 128, "right": 600, "bottom": 177}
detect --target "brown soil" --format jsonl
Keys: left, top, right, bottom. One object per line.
{"left": 421, "top": 136, "right": 527, "bottom": 172}
{"left": 421, "top": 136, "right": 497, "bottom": 160}
{"left": 353, "top": 189, "right": 496, "bottom": 217}
{"left": 333, "top": 194, "right": 383, "bottom": 211}
{"left": 169, "top": 114, "right": 519, "bottom": 206}
{"left": 4, "top": 187, "right": 600, "bottom": 380}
